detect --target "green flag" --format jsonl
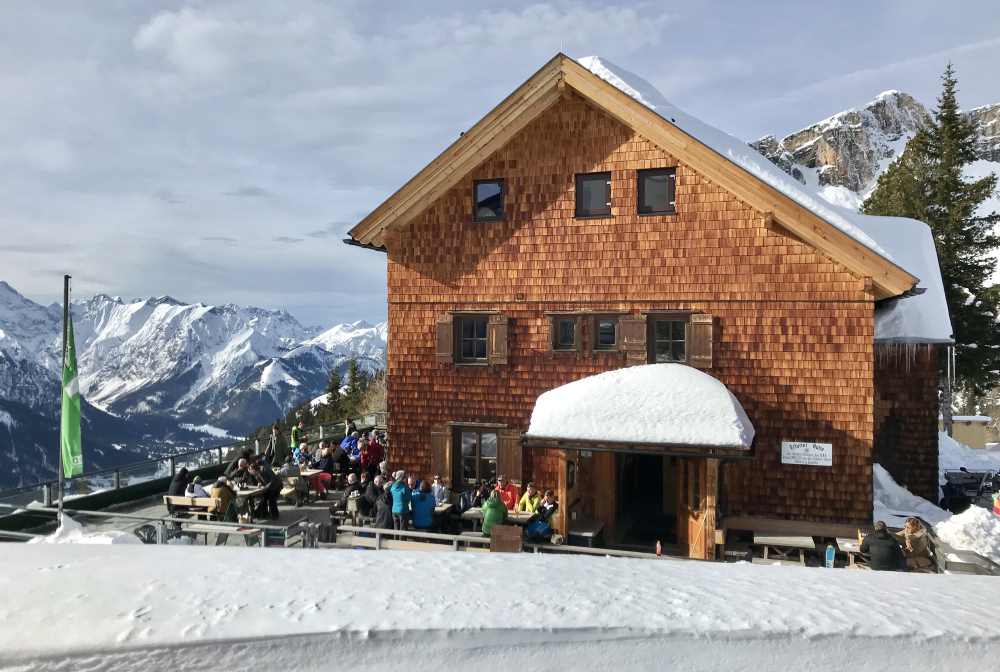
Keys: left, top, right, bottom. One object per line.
{"left": 60, "top": 316, "right": 83, "bottom": 478}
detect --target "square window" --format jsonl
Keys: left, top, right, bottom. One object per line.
{"left": 473, "top": 179, "right": 504, "bottom": 222}
{"left": 456, "top": 315, "right": 488, "bottom": 363}
{"left": 553, "top": 317, "right": 576, "bottom": 351}
{"left": 638, "top": 168, "right": 676, "bottom": 215}
{"left": 651, "top": 318, "right": 687, "bottom": 363}
{"left": 575, "top": 172, "right": 612, "bottom": 218}
{"left": 454, "top": 428, "right": 499, "bottom": 485}
{"left": 594, "top": 317, "right": 617, "bottom": 350}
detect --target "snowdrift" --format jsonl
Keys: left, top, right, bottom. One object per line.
{"left": 1, "top": 545, "right": 998, "bottom": 672}
{"left": 26, "top": 515, "right": 141, "bottom": 545}
{"left": 935, "top": 506, "right": 1000, "bottom": 565}
{"left": 872, "top": 464, "right": 950, "bottom": 527}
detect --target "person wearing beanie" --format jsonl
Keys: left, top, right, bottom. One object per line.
{"left": 389, "top": 472, "right": 411, "bottom": 530}
{"left": 186, "top": 474, "right": 209, "bottom": 498}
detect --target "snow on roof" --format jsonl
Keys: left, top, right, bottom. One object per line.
{"left": 872, "top": 463, "right": 949, "bottom": 528}
{"left": 527, "top": 364, "right": 754, "bottom": 448}
{"left": 577, "top": 56, "right": 892, "bottom": 261}
{"left": 4, "top": 544, "right": 1000, "bottom": 669}
{"left": 849, "top": 213, "right": 953, "bottom": 343}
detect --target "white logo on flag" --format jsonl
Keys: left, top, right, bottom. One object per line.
{"left": 65, "top": 376, "right": 79, "bottom": 398}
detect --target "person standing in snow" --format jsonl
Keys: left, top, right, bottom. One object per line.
{"left": 894, "top": 518, "right": 933, "bottom": 570}
{"left": 860, "top": 521, "right": 906, "bottom": 571}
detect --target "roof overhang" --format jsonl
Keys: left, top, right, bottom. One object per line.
{"left": 346, "top": 54, "right": 917, "bottom": 299}
{"left": 522, "top": 436, "right": 754, "bottom": 460}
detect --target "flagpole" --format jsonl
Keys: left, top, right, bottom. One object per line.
{"left": 59, "top": 274, "right": 70, "bottom": 524}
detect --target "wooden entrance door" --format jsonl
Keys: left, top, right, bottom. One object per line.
{"left": 676, "top": 458, "right": 719, "bottom": 560}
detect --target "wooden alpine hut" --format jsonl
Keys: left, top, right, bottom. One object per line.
{"left": 344, "top": 54, "right": 953, "bottom": 559}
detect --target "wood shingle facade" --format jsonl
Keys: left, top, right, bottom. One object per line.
{"left": 348, "top": 55, "right": 948, "bottom": 559}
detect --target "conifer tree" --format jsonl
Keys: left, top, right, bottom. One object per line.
{"left": 863, "top": 63, "right": 1000, "bottom": 393}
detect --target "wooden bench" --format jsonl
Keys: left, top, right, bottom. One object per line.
{"left": 754, "top": 533, "right": 815, "bottom": 565}
{"left": 163, "top": 496, "right": 222, "bottom": 520}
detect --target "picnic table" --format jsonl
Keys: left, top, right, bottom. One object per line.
{"left": 435, "top": 503, "right": 454, "bottom": 515}
{"left": 183, "top": 523, "right": 261, "bottom": 547}
{"left": 234, "top": 485, "right": 267, "bottom": 522}
{"left": 461, "top": 507, "right": 533, "bottom": 532}
{"left": 836, "top": 537, "right": 862, "bottom": 567}
{"left": 754, "top": 533, "right": 816, "bottom": 565}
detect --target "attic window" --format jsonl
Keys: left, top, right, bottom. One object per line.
{"left": 638, "top": 168, "right": 676, "bottom": 215}
{"left": 575, "top": 172, "right": 611, "bottom": 218}
{"left": 473, "top": 179, "right": 504, "bottom": 222}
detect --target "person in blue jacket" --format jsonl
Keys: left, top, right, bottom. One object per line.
{"left": 389, "top": 471, "right": 411, "bottom": 530}
{"left": 410, "top": 481, "right": 437, "bottom": 530}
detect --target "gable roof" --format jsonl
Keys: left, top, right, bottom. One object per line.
{"left": 347, "top": 53, "right": 918, "bottom": 300}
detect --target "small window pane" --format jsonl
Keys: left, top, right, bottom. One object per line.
{"left": 555, "top": 318, "right": 575, "bottom": 350}
{"left": 463, "top": 458, "right": 477, "bottom": 483}
{"left": 596, "top": 319, "right": 616, "bottom": 349}
{"left": 638, "top": 168, "right": 676, "bottom": 215}
{"left": 457, "top": 316, "right": 488, "bottom": 362}
{"left": 480, "top": 433, "right": 497, "bottom": 458}
{"left": 575, "top": 172, "right": 611, "bottom": 217}
{"left": 481, "top": 458, "right": 497, "bottom": 483}
{"left": 461, "top": 432, "right": 477, "bottom": 457}
{"left": 474, "top": 180, "right": 504, "bottom": 221}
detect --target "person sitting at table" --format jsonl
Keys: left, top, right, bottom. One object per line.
{"left": 531, "top": 490, "right": 559, "bottom": 523}
{"left": 525, "top": 490, "right": 559, "bottom": 542}
{"left": 517, "top": 482, "right": 541, "bottom": 514}
{"left": 308, "top": 445, "right": 337, "bottom": 499}
{"left": 494, "top": 474, "right": 519, "bottom": 511}
{"left": 248, "top": 460, "right": 282, "bottom": 521}
{"left": 431, "top": 475, "right": 450, "bottom": 506}
{"left": 359, "top": 469, "right": 371, "bottom": 492}
{"left": 330, "top": 440, "right": 350, "bottom": 476}
{"left": 224, "top": 449, "right": 252, "bottom": 480}
{"left": 389, "top": 470, "right": 412, "bottom": 530}
{"left": 293, "top": 441, "right": 312, "bottom": 465}
{"left": 210, "top": 476, "right": 237, "bottom": 522}
{"left": 345, "top": 472, "right": 363, "bottom": 497}
{"left": 168, "top": 467, "right": 190, "bottom": 497}
{"left": 185, "top": 475, "right": 209, "bottom": 498}
{"left": 411, "top": 481, "right": 437, "bottom": 531}
{"left": 895, "top": 517, "right": 933, "bottom": 570}
{"left": 362, "top": 432, "right": 384, "bottom": 479}
{"left": 860, "top": 521, "right": 906, "bottom": 571}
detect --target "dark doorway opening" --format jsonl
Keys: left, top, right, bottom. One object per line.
{"left": 615, "top": 453, "right": 676, "bottom": 549}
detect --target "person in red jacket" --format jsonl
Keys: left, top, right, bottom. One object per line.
{"left": 494, "top": 474, "right": 519, "bottom": 510}
{"left": 361, "top": 432, "right": 384, "bottom": 479}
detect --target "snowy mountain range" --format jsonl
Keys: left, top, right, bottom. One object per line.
{"left": 751, "top": 92, "right": 1000, "bottom": 213}
{"left": 0, "top": 281, "right": 386, "bottom": 487}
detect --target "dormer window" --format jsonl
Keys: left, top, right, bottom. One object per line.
{"left": 637, "top": 168, "right": 676, "bottom": 215}
{"left": 473, "top": 179, "right": 504, "bottom": 222}
{"left": 575, "top": 172, "right": 611, "bottom": 218}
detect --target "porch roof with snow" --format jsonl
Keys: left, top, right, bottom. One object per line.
{"left": 347, "top": 53, "right": 918, "bottom": 300}
{"left": 524, "top": 364, "right": 755, "bottom": 459}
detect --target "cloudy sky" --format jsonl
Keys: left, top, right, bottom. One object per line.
{"left": 3, "top": 1, "right": 998, "bottom": 326}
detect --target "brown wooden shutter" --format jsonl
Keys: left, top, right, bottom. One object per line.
{"left": 430, "top": 424, "right": 452, "bottom": 485}
{"left": 619, "top": 315, "right": 647, "bottom": 366}
{"left": 487, "top": 314, "right": 509, "bottom": 365}
{"left": 435, "top": 316, "right": 453, "bottom": 364}
{"left": 497, "top": 428, "right": 523, "bottom": 484}
{"left": 688, "top": 313, "right": 714, "bottom": 369}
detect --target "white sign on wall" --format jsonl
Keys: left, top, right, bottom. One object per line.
{"left": 781, "top": 441, "right": 833, "bottom": 467}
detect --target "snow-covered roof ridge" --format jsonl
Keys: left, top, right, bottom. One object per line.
{"left": 576, "top": 55, "right": 895, "bottom": 263}
{"left": 527, "top": 363, "right": 754, "bottom": 449}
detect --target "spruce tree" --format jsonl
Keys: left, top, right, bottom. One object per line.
{"left": 863, "top": 63, "right": 1000, "bottom": 394}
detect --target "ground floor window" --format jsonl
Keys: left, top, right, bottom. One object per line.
{"left": 456, "top": 428, "right": 497, "bottom": 485}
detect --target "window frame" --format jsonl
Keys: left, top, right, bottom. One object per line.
{"left": 592, "top": 315, "right": 619, "bottom": 351}
{"left": 551, "top": 316, "right": 577, "bottom": 352}
{"left": 574, "top": 171, "right": 612, "bottom": 218}
{"left": 647, "top": 313, "right": 689, "bottom": 364}
{"left": 472, "top": 178, "right": 505, "bottom": 223}
{"left": 454, "top": 427, "right": 499, "bottom": 487}
{"left": 637, "top": 167, "right": 677, "bottom": 216}
{"left": 454, "top": 314, "right": 490, "bottom": 364}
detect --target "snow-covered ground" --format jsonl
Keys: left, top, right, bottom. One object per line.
{"left": 1, "top": 544, "right": 998, "bottom": 672}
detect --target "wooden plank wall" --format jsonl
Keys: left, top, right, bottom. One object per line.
{"left": 385, "top": 93, "right": 876, "bottom": 525}
{"left": 873, "top": 345, "right": 940, "bottom": 503}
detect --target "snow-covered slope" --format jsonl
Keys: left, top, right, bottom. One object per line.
{"left": 2, "top": 545, "right": 998, "bottom": 671}
{"left": 0, "top": 282, "right": 386, "bottom": 485}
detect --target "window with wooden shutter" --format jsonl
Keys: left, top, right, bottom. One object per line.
{"left": 497, "top": 429, "right": 523, "bottom": 484}
{"left": 487, "top": 314, "right": 509, "bottom": 365}
{"left": 435, "top": 316, "right": 454, "bottom": 363}
{"left": 430, "top": 425, "right": 451, "bottom": 485}
{"left": 688, "top": 313, "right": 714, "bottom": 369}
{"left": 618, "top": 315, "right": 647, "bottom": 366}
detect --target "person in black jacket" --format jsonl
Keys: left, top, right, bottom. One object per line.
{"left": 860, "top": 521, "right": 907, "bottom": 571}
{"left": 168, "top": 467, "right": 190, "bottom": 497}
{"left": 249, "top": 460, "right": 282, "bottom": 520}
{"left": 225, "top": 449, "right": 253, "bottom": 480}
{"left": 372, "top": 477, "right": 393, "bottom": 529}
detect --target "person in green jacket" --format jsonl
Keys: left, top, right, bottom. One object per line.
{"left": 481, "top": 491, "right": 507, "bottom": 537}
{"left": 290, "top": 421, "right": 305, "bottom": 450}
